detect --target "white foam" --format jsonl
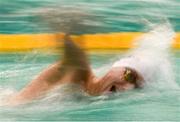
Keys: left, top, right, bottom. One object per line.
{"left": 113, "top": 23, "right": 179, "bottom": 89}
{"left": 0, "top": 87, "right": 16, "bottom": 106}
{"left": 134, "top": 23, "right": 175, "bottom": 52}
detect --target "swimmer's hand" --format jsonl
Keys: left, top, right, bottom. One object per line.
{"left": 60, "top": 34, "right": 92, "bottom": 84}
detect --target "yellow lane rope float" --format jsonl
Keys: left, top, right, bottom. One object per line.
{"left": 0, "top": 32, "right": 180, "bottom": 51}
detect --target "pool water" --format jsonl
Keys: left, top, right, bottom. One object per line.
{"left": 0, "top": 0, "right": 180, "bottom": 121}
{"left": 0, "top": 50, "right": 180, "bottom": 121}
{"left": 0, "top": 0, "right": 179, "bottom": 33}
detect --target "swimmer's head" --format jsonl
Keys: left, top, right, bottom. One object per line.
{"left": 104, "top": 67, "right": 139, "bottom": 93}
{"left": 123, "top": 67, "right": 139, "bottom": 87}
{"left": 85, "top": 67, "right": 143, "bottom": 96}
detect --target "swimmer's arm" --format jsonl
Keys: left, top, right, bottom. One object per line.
{"left": 7, "top": 62, "right": 66, "bottom": 105}
{"left": 8, "top": 34, "right": 93, "bottom": 105}
{"left": 8, "top": 61, "right": 93, "bottom": 105}
{"left": 8, "top": 32, "right": 93, "bottom": 105}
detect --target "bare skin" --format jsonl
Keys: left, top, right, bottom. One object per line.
{"left": 7, "top": 35, "right": 93, "bottom": 105}
{"left": 85, "top": 67, "right": 144, "bottom": 96}
{"left": 8, "top": 62, "right": 91, "bottom": 105}
{"left": 6, "top": 35, "right": 144, "bottom": 106}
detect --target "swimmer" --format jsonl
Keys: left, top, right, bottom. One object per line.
{"left": 6, "top": 14, "right": 148, "bottom": 105}
{"left": 6, "top": 21, "right": 173, "bottom": 106}
{"left": 7, "top": 33, "right": 145, "bottom": 106}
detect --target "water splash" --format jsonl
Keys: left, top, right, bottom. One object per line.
{"left": 0, "top": 87, "right": 15, "bottom": 106}
{"left": 127, "top": 23, "right": 178, "bottom": 89}
{"left": 134, "top": 22, "right": 175, "bottom": 51}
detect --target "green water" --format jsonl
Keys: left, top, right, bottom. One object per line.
{"left": 0, "top": 0, "right": 179, "bottom": 34}
{"left": 0, "top": 0, "right": 180, "bottom": 121}
{"left": 0, "top": 50, "right": 180, "bottom": 121}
